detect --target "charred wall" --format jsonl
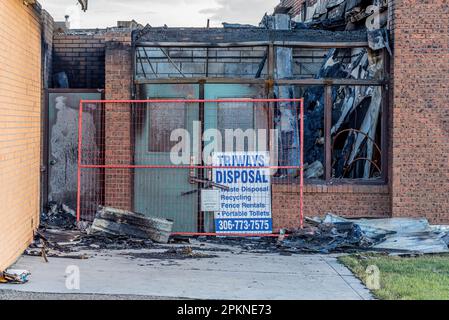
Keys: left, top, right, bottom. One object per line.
{"left": 52, "top": 32, "right": 106, "bottom": 89}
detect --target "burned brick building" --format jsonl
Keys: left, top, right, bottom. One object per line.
{"left": 45, "top": 0, "right": 448, "bottom": 233}
{"left": 1, "top": 0, "right": 448, "bottom": 269}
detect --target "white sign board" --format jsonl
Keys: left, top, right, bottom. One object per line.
{"left": 212, "top": 152, "right": 272, "bottom": 234}
{"left": 201, "top": 189, "right": 221, "bottom": 212}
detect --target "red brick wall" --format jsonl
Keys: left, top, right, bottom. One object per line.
{"left": 390, "top": 1, "right": 449, "bottom": 223}
{"left": 272, "top": 184, "right": 391, "bottom": 230}
{"left": 53, "top": 33, "right": 105, "bottom": 88}
{"left": 104, "top": 31, "right": 134, "bottom": 210}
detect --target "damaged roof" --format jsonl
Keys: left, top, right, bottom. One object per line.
{"left": 133, "top": 27, "right": 368, "bottom": 47}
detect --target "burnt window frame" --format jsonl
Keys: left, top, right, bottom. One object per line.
{"left": 132, "top": 42, "right": 389, "bottom": 186}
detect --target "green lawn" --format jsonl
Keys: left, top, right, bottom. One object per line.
{"left": 339, "top": 253, "right": 449, "bottom": 300}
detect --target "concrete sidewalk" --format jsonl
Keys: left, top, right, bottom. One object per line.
{"left": 0, "top": 242, "right": 372, "bottom": 300}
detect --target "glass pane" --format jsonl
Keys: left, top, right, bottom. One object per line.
{"left": 148, "top": 103, "right": 186, "bottom": 152}
{"left": 218, "top": 102, "right": 254, "bottom": 152}
{"left": 135, "top": 46, "right": 268, "bottom": 79}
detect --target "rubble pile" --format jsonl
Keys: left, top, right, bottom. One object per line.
{"left": 40, "top": 202, "right": 77, "bottom": 230}
{"left": 30, "top": 204, "right": 449, "bottom": 260}
{"left": 26, "top": 227, "right": 156, "bottom": 260}
{"left": 199, "top": 221, "right": 382, "bottom": 255}
{"left": 27, "top": 205, "right": 176, "bottom": 260}
{"left": 200, "top": 214, "right": 449, "bottom": 255}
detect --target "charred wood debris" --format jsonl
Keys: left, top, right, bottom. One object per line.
{"left": 263, "top": 0, "right": 391, "bottom": 179}
{"left": 27, "top": 202, "right": 449, "bottom": 261}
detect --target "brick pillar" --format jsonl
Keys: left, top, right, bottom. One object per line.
{"left": 390, "top": 1, "right": 449, "bottom": 223}
{"left": 104, "top": 32, "right": 133, "bottom": 210}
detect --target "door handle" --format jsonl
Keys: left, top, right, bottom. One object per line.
{"left": 189, "top": 177, "right": 230, "bottom": 191}
{"left": 181, "top": 177, "right": 229, "bottom": 197}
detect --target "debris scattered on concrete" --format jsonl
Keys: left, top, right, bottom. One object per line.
{"left": 25, "top": 229, "right": 89, "bottom": 261}
{"left": 37, "top": 228, "right": 82, "bottom": 245}
{"left": 25, "top": 228, "right": 157, "bottom": 260}
{"left": 0, "top": 270, "right": 31, "bottom": 284}
{"left": 26, "top": 203, "right": 178, "bottom": 262}
{"left": 91, "top": 206, "right": 174, "bottom": 244}
{"left": 198, "top": 221, "right": 383, "bottom": 255}
{"left": 77, "top": 234, "right": 154, "bottom": 250}
{"left": 317, "top": 214, "right": 449, "bottom": 254}
{"left": 40, "top": 202, "right": 77, "bottom": 230}
{"left": 196, "top": 214, "right": 449, "bottom": 255}
{"left": 122, "top": 247, "right": 218, "bottom": 260}
{"left": 25, "top": 248, "right": 89, "bottom": 260}
{"left": 31, "top": 204, "right": 449, "bottom": 260}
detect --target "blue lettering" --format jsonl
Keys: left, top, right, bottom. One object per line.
{"left": 258, "top": 155, "right": 265, "bottom": 166}
{"left": 216, "top": 171, "right": 223, "bottom": 183}
{"left": 234, "top": 170, "right": 240, "bottom": 182}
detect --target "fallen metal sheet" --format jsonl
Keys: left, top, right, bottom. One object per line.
{"left": 374, "top": 232, "right": 449, "bottom": 254}
{"left": 430, "top": 225, "right": 449, "bottom": 245}
{"left": 323, "top": 214, "right": 429, "bottom": 233}
{"left": 322, "top": 214, "right": 394, "bottom": 239}
{"left": 322, "top": 214, "right": 449, "bottom": 254}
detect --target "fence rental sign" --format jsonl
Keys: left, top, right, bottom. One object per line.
{"left": 212, "top": 152, "right": 272, "bottom": 234}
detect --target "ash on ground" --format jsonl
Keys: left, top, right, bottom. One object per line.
{"left": 122, "top": 247, "right": 218, "bottom": 260}
{"left": 31, "top": 205, "right": 449, "bottom": 259}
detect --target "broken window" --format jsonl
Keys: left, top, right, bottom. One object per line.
{"left": 274, "top": 85, "right": 325, "bottom": 180}
{"left": 133, "top": 41, "right": 388, "bottom": 184}
{"left": 279, "top": 46, "right": 387, "bottom": 182}
{"left": 293, "top": 48, "right": 328, "bottom": 78}
{"left": 331, "top": 85, "right": 383, "bottom": 180}
{"left": 135, "top": 46, "right": 268, "bottom": 79}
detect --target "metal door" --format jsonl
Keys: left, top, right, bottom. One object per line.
{"left": 134, "top": 84, "right": 199, "bottom": 232}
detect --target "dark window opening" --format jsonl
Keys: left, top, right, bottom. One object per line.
{"left": 134, "top": 44, "right": 388, "bottom": 185}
